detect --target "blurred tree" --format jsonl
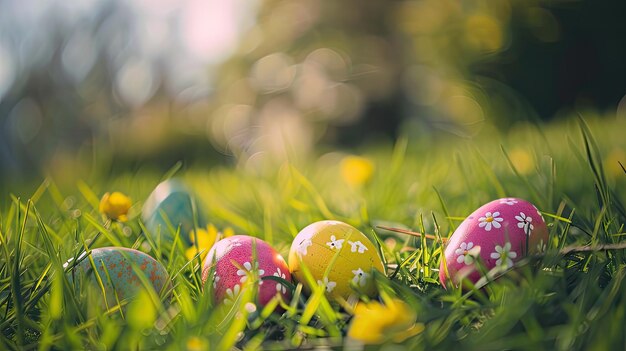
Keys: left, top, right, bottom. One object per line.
{"left": 206, "top": 0, "right": 403, "bottom": 161}
{"left": 1, "top": 0, "right": 625, "bottom": 183}
{"left": 498, "top": 0, "right": 626, "bottom": 118}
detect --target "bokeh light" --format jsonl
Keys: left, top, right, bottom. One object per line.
{"left": 0, "top": 0, "right": 625, "bottom": 183}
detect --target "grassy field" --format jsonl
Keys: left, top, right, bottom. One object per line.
{"left": 1, "top": 115, "right": 626, "bottom": 350}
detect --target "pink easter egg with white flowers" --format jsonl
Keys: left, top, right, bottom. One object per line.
{"left": 439, "top": 198, "right": 549, "bottom": 287}
{"left": 201, "top": 235, "right": 291, "bottom": 306}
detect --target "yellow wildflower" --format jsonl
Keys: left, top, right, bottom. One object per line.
{"left": 509, "top": 147, "right": 534, "bottom": 175}
{"left": 186, "top": 224, "right": 235, "bottom": 261}
{"left": 99, "top": 192, "right": 131, "bottom": 222}
{"left": 186, "top": 336, "right": 207, "bottom": 351}
{"left": 348, "top": 298, "right": 424, "bottom": 344}
{"left": 341, "top": 155, "right": 375, "bottom": 187}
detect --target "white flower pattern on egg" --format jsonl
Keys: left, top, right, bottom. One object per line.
{"left": 273, "top": 267, "right": 287, "bottom": 294}
{"left": 289, "top": 220, "right": 384, "bottom": 299}
{"left": 440, "top": 198, "right": 550, "bottom": 287}
{"left": 206, "top": 236, "right": 291, "bottom": 308}
{"left": 297, "top": 238, "right": 312, "bottom": 256}
{"left": 500, "top": 198, "right": 519, "bottom": 206}
{"left": 454, "top": 242, "right": 475, "bottom": 265}
{"left": 352, "top": 268, "right": 369, "bottom": 286}
{"left": 326, "top": 235, "right": 344, "bottom": 250}
{"left": 224, "top": 284, "right": 241, "bottom": 305}
{"left": 317, "top": 276, "right": 337, "bottom": 293}
{"left": 490, "top": 243, "right": 517, "bottom": 269}
{"left": 478, "top": 211, "right": 504, "bottom": 231}
{"left": 347, "top": 240, "right": 368, "bottom": 253}
{"left": 237, "top": 261, "right": 265, "bottom": 284}
{"left": 515, "top": 212, "right": 534, "bottom": 236}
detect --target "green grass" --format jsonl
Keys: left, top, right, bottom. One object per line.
{"left": 1, "top": 115, "right": 626, "bottom": 350}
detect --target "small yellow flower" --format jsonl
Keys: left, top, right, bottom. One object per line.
{"left": 99, "top": 192, "right": 131, "bottom": 222}
{"left": 341, "top": 155, "right": 375, "bottom": 187}
{"left": 348, "top": 298, "right": 424, "bottom": 344}
{"left": 186, "top": 336, "right": 207, "bottom": 351}
{"left": 186, "top": 224, "right": 235, "bottom": 261}
{"left": 509, "top": 148, "right": 534, "bottom": 175}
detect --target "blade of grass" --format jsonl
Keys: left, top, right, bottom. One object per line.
{"left": 288, "top": 165, "right": 334, "bottom": 220}
{"left": 77, "top": 180, "right": 101, "bottom": 209}
{"left": 471, "top": 147, "right": 506, "bottom": 198}
{"left": 160, "top": 161, "right": 184, "bottom": 182}
{"left": 433, "top": 187, "right": 456, "bottom": 233}
{"left": 82, "top": 212, "right": 124, "bottom": 247}
{"left": 454, "top": 151, "right": 476, "bottom": 204}
{"left": 501, "top": 145, "right": 542, "bottom": 204}
{"left": 11, "top": 198, "right": 30, "bottom": 346}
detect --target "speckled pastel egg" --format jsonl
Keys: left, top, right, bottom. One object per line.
{"left": 70, "top": 247, "right": 171, "bottom": 302}
{"left": 288, "top": 220, "right": 385, "bottom": 300}
{"left": 439, "top": 198, "right": 549, "bottom": 287}
{"left": 201, "top": 236, "right": 291, "bottom": 306}
{"left": 142, "top": 179, "right": 206, "bottom": 244}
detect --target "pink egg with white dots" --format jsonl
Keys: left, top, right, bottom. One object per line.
{"left": 439, "top": 198, "right": 549, "bottom": 287}
{"left": 201, "top": 235, "right": 291, "bottom": 306}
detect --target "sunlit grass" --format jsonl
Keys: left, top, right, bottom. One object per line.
{"left": 1, "top": 115, "right": 625, "bottom": 350}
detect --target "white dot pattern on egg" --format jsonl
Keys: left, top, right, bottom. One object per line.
{"left": 439, "top": 198, "right": 549, "bottom": 287}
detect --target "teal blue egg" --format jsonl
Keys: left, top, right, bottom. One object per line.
{"left": 68, "top": 247, "right": 171, "bottom": 304}
{"left": 142, "top": 179, "right": 206, "bottom": 244}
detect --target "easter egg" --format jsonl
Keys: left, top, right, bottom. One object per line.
{"left": 68, "top": 247, "right": 171, "bottom": 303}
{"left": 201, "top": 236, "right": 291, "bottom": 306}
{"left": 439, "top": 198, "right": 549, "bottom": 287}
{"left": 142, "top": 179, "right": 206, "bottom": 244}
{"left": 288, "top": 220, "right": 385, "bottom": 300}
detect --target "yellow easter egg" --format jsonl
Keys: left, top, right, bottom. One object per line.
{"left": 288, "top": 220, "right": 385, "bottom": 300}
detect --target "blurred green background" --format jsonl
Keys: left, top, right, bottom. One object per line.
{"left": 1, "top": 0, "right": 625, "bottom": 186}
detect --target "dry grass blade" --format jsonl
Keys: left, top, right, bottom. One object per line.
{"left": 376, "top": 225, "right": 449, "bottom": 244}
{"left": 559, "top": 242, "right": 626, "bottom": 255}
